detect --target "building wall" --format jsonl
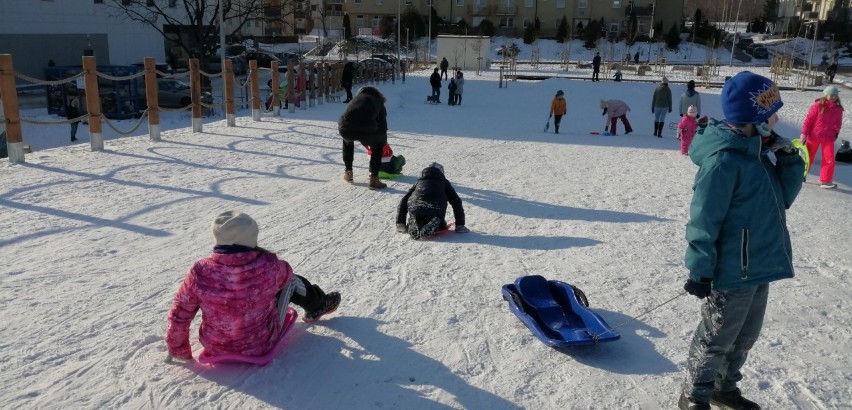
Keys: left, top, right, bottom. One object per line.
{"left": 436, "top": 35, "right": 491, "bottom": 70}
{"left": 0, "top": 0, "right": 166, "bottom": 78}
{"left": 331, "top": 0, "right": 683, "bottom": 39}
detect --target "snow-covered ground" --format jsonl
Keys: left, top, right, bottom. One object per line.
{"left": 1, "top": 58, "right": 851, "bottom": 409}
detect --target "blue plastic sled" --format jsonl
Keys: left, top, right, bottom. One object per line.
{"left": 501, "top": 275, "right": 620, "bottom": 347}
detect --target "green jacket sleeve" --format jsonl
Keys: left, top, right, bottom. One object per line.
{"left": 773, "top": 151, "right": 805, "bottom": 209}
{"left": 684, "top": 155, "right": 736, "bottom": 281}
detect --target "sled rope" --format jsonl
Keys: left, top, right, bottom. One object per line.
{"left": 590, "top": 290, "right": 687, "bottom": 343}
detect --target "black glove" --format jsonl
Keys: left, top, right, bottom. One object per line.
{"left": 684, "top": 279, "right": 712, "bottom": 299}
{"left": 395, "top": 223, "right": 407, "bottom": 233}
{"left": 764, "top": 133, "right": 797, "bottom": 155}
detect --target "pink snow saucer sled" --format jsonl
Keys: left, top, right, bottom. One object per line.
{"left": 197, "top": 307, "right": 298, "bottom": 366}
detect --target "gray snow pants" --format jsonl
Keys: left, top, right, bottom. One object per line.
{"left": 682, "top": 284, "right": 769, "bottom": 403}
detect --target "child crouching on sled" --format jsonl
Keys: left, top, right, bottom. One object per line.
{"left": 165, "top": 211, "right": 341, "bottom": 361}
{"left": 364, "top": 143, "right": 406, "bottom": 175}
{"left": 395, "top": 162, "right": 469, "bottom": 239}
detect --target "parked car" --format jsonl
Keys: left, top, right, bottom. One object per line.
{"left": 358, "top": 58, "right": 393, "bottom": 75}
{"left": 131, "top": 61, "right": 172, "bottom": 77}
{"left": 751, "top": 46, "right": 769, "bottom": 59}
{"left": 370, "top": 54, "right": 400, "bottom": 67}
{"left": 151, "top": 78, "right": 212, "bottom": 107}
{"left": 736, "top": 37, "right": 754, "bottom": 50}
{"left": 245, "top": 51, "right": 287, "bottom": 71}
{"left": 275, "top": 51, "right": 315, "bottom": 66}
{"left": 206, "top": 55, "right": 247, "bottom": 75}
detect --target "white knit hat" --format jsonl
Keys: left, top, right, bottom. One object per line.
{"left": 211, "top": 211, "right": 258, "bottom": 248}
{"left": 687, "top": 105, "right": 698, "bottom": 116}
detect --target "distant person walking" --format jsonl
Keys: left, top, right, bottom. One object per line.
{"left": 801, "top": 85, "right": 844, "bottom": 189}
{"left": 679, "top": 80, "right": 701, "bottom": 117}
{"left": 652, "top": 76, "right": 672, "bottom": 137}
{"left": 549, "top": 90, "right": 567, "bottom": 134}
{"left": 592, "top": 52, "right": 602, "bottom": 82}
{"left": 824, "top": 62, "right": 837, "bottom": 84}
{"left": 67, "top": 96, "right": 81, "bottom": 142}
{"left": 430, "top": 68, "right": 441, "bottom": 103}
{"left": 440, "top": 57, "right": 449, "bottom": 80}
{"left": 341, "top": 60, "right": 355, "bottom": 103}
{"left": 453, "top": 71, "right": 465, "bottom": 105}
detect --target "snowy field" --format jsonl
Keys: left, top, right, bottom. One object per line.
{"left": 1, "top": 60, "right": 851, "bottom": 409}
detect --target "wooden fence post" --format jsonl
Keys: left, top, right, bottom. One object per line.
{"left": 249, "top": 59, "right": 260, "bottom": 121}
{"left": 224, "top": 59, "right": 235, "bottom": 126}
{"left": 143, "top": 57, "right": 160, "bottom": 141}
{"left": 0, "top": 54, "right": 25, "bottom": 163}
{"left": 82, "top": 56, "right": 104, "bottom": 151}
{"left": 189, "top": 58, "right": 202, "bottom": 132}
{"left": 287, "top": 62, "right": 295, "bottom": 114}
{"left": 299, "top": 63, "right": 307, "bottom": 111}
{"left": 270, "top": 61, "right": 279, "bottom": 117}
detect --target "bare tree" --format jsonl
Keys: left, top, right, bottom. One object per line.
{"left": 100, "top": 0, "right": 266, "bottom": 70}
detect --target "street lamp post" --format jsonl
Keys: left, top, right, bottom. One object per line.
{"left": 728, "top": 0, "right": 742, "bottom": 67}
{"left": 428, "top": 3, "right": 432, "bottom": 67}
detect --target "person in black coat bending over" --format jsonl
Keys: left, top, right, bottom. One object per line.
{"left": 395, "top": 162, "right": 469, "bottom": 239}
{"left": 338, "top": 86, "right": 389, "bottom": 189}
{"left": 429, "top": 68, "right": 442, "bottom": 102}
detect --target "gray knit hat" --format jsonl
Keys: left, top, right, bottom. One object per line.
{"left": 212, "top": 211, "right": 259, "bottom": 248}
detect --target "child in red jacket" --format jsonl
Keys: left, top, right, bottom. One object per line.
{"left": 165, "top": 211, "right": 340, "bottom": 361}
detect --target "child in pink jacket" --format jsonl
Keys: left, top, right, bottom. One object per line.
{"left": 165, "top": 211, "right": 341, "bottom": 361}
{"left": 801, "top": 85, "right": 844, "bottom": 188}
{"left": 677, "top": 105, "right": 699, "bottom": 155}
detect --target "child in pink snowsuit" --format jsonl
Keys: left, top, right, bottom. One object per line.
{"left": 677, "top": 105, "right": 699, "bottom": 155}
{"left": 165, "top": 211, "right": 341, "bottom": 361}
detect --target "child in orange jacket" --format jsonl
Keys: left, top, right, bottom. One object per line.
{"left": 549, "top": 90, "right": 567, "bottom": 134}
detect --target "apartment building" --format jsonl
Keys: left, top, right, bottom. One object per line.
{"left": 777, "top": 0, "right": 851, "bottom": 36}
{"left": 313, "top": 0, "right": 683, "bottom": 40}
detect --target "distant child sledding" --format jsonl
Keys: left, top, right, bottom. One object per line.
{"left": 396, "top": 162, "right": 469, "bottom": 239}
{"left": 165, "top": 211, "right": 340, "bottom": 362}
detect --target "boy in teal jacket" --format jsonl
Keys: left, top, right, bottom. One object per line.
{"left": 678, "top": 72, "right": 804, "bottom": 410}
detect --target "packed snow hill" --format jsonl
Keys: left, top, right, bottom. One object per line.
{"left": 1, "top": 63, "right": 850, "bottom": 409}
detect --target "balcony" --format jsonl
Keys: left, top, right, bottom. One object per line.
{"left": 494, "top": 5, "right": 517, "bottom": 15}
{"left": 469, "top": 4, "right": 491, "bottom": 15}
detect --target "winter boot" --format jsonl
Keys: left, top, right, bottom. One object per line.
{"left": 304, "top": 292, "right": 341, "bottom": 322}
{"left": 710, "top": 388, "right": 761, "bottom": 410}
{"left": 678, "top": 393, "right": 710, "bottom": 410}
{"left": 368, "top": 175, "right": 387, "bottom": 189}
{"left": 555, "top": 124, "right": 559, "bottom": 134}
{"left": 653, "top": 122, "right": 660, "bottom": 136}
{"left": 343, "top": 170, "right": 353, "bottom": 183}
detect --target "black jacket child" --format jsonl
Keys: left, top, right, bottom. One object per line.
{"left": 396, "top": 163, "right": 466, "bottom": 239}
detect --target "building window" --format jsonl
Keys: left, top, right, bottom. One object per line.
{"left": 578, "top": 0, "right": 587, "bottom": 9}
{"left": 405, "top": 0, "right": 412, "bottom": 5}
{"left": 610, "top": 23, "right": 619, "bottom": 32}
{"left": 456, "top": 0, "right": 465, "bottom": 5}
{"left": 525, "top": 0, "right": 533, "bottom": 7}
{"left": 523, "top": 18, "right": 532, "bottom": 27}
{"left": 356, "top": 15, "right": 365, "bottom": 27}
{"left": 556, "top": 0, "right": 566, "bottom": 8}
{"left": 372, "top": 16, "right": 380, "bottom": 27}
{"left": 499, "top": 17, "right": 513, "bottom": 27}
{"left": 612, "top": 0, "right": 621, "bottom": 7}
